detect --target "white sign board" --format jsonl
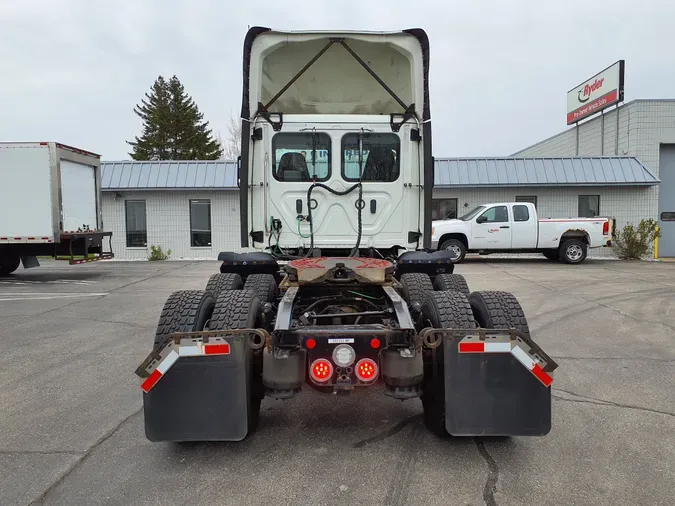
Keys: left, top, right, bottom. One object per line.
{"left": 566, "top": 60, "right": 624, "bottom": 124}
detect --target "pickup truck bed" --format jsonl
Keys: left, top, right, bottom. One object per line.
{"left": 431, "top": 202, "right": 615, "bottom": 264}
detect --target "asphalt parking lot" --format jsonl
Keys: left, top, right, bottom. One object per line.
{"left": 1, "top": 258, "right": 674, "bottom": 506}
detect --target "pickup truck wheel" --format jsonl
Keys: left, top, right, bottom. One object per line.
{"left": 420, "top": 290, "right": 477, "bottom": 437}
{"left": 433, "top": 273, "right": 470, "bottom": 295}
{"left": 153, "top": 290, "right": 216, "bottom": 351}
{"left": 205, "top": 273, "right": 243, "bottom": 298}
{"left": 559, "top": 239, "right": 588, "bottom": 264}
{"left": 0, "top": 251, "right": 21, "bottom": 276}
{"left": 210, "top": 289, "right": 264, "bottom": 433}
{"left": 400, "top": 273, "right": 434, "bottom": 307}
{"left": 439, "top": 239, "right": 466, "bottom": 263}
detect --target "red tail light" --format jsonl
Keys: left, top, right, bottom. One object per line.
{"left": 310, "top": 359, "right": 333, "bottom": 383}
{"left": 355, "top": 358, "right": 378, "bottom": 382}
{"left": 603, "top": 221, "right": 609, "bottom": 235}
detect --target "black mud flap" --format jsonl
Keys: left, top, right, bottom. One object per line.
{"left": 443, "top": 333, "right": 554, "bottom": 436}
{"left": 141, "top": 335, "right": 253, "bottom": 442}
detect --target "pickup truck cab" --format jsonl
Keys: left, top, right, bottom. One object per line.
{"left": 431, "top": 202, "right": 615, "bottom": 264}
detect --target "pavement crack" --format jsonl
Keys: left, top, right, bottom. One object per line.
{"left": 352, "top": 414, "right": 422, "bottom": 448}
{"left": 474, "top": 438, "right": 499, "bottom": 506}
{"left": 49, "top": 315, "right": 155, "bottom": 329}
{"left": 553, "top": 388, "right": 675, "bottom": 418}
{"left": 31, "top": 407, "right": 142, "bottom": 505}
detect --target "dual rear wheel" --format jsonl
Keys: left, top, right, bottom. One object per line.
{"left": 400, "top": 272, "right": 530, "bottom": 437}
{"left": 152, "top": 273, "right": 278, "bottom": 439}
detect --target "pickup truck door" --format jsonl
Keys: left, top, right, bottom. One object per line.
{"left": 510, "top": 203, "right": 538, "bottom": 248}
{"left": 471, "top": 205, "right": 512, "bottom": 249}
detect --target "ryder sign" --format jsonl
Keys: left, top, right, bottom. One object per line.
{"left": 566, "top": 60, "right": 624, "bottom": 124}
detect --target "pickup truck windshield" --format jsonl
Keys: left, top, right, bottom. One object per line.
{"left": 459, "top": 206, "right": 485, "bottom": 221}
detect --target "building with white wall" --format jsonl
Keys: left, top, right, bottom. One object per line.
{"left": 101, "top": 154, "right": 660, "bottom": 260}
{"left": 513, "top": 99, "right": 675, "bottom": 257}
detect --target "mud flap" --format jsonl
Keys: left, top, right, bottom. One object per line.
{"left": 443, "top": 332, "right": 554, "bottom": 436}
{"left": 140, "top": 334, "right": 253, "bottom": 442}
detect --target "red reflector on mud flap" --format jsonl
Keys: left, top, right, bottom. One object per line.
{"left": 141, "top": 369, "right": 163, "bottom": 393}
{"left": 458, "top": 341, "right": 484, "bottom": 353}
{"left": 204, "top": 343, "right": 231, "bottom": 355}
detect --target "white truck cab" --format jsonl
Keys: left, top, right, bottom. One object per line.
{"left": 431, "top": 202, "right": 615, "bottom": 264}
{"left": 237, "top": 28, "right": 433, "bottom": 258}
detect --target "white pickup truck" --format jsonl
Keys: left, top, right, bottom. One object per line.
{"left": 430, "top": 202, "right": 615, "bottom": 264}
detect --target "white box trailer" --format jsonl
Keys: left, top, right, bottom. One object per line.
{"left": 0, "top": 142, "right": 113, "bottom": 275}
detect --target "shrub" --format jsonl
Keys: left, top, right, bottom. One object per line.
{"left": 148, "top": 245, "right": 171, "bottom": 261}
{"left": 611, "top": 219, "right": 660, "bottom": 260}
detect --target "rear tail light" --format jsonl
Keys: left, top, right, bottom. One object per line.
{"left": 603, "top": 221, "right": 609, "bottom": 235}
{"left": 310, "top": 359, "right": 333, "bottom": 383}
{"left": 355, "top": 358, "right": 378, "bottom": 382}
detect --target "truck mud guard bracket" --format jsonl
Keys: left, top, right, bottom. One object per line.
{"left": 419, "top": 327, "right": 557, "bottom": 436}
{"left": 135, "top": 329, "right": 269, "bottom": 442}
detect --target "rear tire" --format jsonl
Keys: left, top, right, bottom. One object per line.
{"left": 419, "top": 290, "right": 477, "bottom": 437}
{"left": 400, "top": 273, "right": 433, "bottom": 307}
{"left": 0, "top": 250, "right": 21, "bottom": 276}
{"left": 210, "top": 289, "right": 264, "bottom": 434}
{"left": 153, "top": 290, "right": 215, "bottom": 351}
{"left": 205, "top": 273, "right": 243, "bottom": 298}
{"left": 468, "top": 291, "right": 530, "bottom": 337}
{"left": 243, "top": 274, "right": 279, "bottom": 303}
{"left": 433, "top": 273, "right": 470, "bottom": 295}
{"left": 558, "top": 238, "right": 587, "bottom": 264}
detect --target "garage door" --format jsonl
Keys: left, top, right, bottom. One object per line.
{"left": 658, "top": 145, "right": 675, "bottom": 257}
{"left": 60, "top": 160, "right": 98, "bottom": 232}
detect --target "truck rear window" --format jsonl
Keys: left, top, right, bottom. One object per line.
{"left": 341, "top": 133, "right": 400, "bottom": 182}
{"left": 272, "top": 132, "right": 331, "bottom": 182}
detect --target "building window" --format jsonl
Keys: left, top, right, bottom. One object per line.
{"left": 124, "top": 200, "right": 147, "bottom": 247}
{"left": 341, "top": 133, "right": 400, "bottom": 182}
{"left": 578, "top": 195, "right": 600, "bottom": 217}
{"left": 432, "top": 198, "right": 458, "bottom": 220}
{"left": 516, "top": 195, "right": 537, "bottom": 208}
{"left": 190, "top": 199, "right": 212, "bottom": 247}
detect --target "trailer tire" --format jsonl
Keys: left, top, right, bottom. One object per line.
{"left": 243, "top": 274, "right": 279, "bottom": 303}
{"left": 153, "top": 290, "right": 216, "bottom": 351}
{"left": 433, "top": 273, "right": 470, "bottom": 295}
{"left": 210, "top": 289, "right": 264, "bottom": 434}
{"left": 558, "top": 238, "right": 588, "bottom": 264}
{"left": 468, "top": 291, "right": 530, "bottom": 338}
{"left": 0, "top": 250, "right": 21, "bottom": 276}
{"left": 400, "top": 273, "right": 433, "bottom": 307}
{"left": 205, "top": 273, "right": 243, "bottom": 298}
{"left": 420, "top": 290, "right": 477, "bottom": 437}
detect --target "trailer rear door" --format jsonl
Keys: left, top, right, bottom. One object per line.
{"left": 60, "top": 159, "right": 97, "bottom": 232}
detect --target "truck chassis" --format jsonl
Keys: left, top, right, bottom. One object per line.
{"left": 136, "top": 251, "right": 556, "bottom": 441}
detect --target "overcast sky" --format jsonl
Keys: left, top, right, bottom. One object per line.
{"left": 1, "top": 0, "right": 674, "bottom": 160}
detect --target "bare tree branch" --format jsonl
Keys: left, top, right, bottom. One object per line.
{"left": 219, "top": 110, "right": 241, "bottom": 160}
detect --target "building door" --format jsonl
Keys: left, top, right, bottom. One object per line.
{"left": 658, "top": 145, "right": 675, "bottom": 257}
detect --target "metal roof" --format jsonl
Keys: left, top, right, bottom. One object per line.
{"left": 101, "top": 156, "right": 659, "bottom": 191}
{"left": 433, "top": 157, "right": 660, "bottom": 188}
{"left": 101, "top": 160, "right": 237, "bottom": 190}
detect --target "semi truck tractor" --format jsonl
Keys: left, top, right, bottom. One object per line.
{"left": 135, "top": 27, "right": 557, "bottom": 441}
{"left": 0, "top": 142, "right": 113, "bottom": 275}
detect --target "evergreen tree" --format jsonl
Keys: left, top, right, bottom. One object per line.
{"left": 127, "top": 75, "right": 223, "bottom": 160}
